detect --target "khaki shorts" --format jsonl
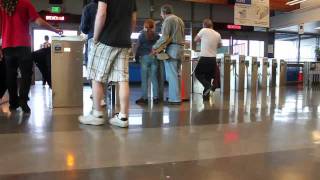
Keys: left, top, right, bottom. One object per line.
{"left": 87, "top": 43, "right": 130, "bottom": 83}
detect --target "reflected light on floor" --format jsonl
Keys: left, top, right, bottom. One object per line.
{"left": 129, "top": 116, "right": 143, "bottom": 125}
{"left": 66, "top": 153, "right": 75, "bottom": 168}
{"left": 163, "top": 115, "right": 169, "bottom": 124}
{"left": 224, "top": 131, "right": 239, "bottom": 144}
{"left": 312, "top": 131, "right": 320, "bottom": 144}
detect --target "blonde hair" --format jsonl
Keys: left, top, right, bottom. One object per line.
{"left": 203, "top": 18, "right": 213, "bottom": 28}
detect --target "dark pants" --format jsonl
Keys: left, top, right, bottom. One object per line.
{"left": 195, "top": 57, "right": 217, "bottom": 93}
{"left": 3, "top": 47, "right": 33, "bottom": 106}
{"left": 33, "top": 47, "right": 52, "bottom": 88}
{"left": 0, "top": 59, "right": 6, "bottom": 99}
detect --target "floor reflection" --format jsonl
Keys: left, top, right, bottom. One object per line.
{"left": 1, "top": 84, "right": 320, "bottom": 133}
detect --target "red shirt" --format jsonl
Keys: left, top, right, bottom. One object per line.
{"left": 0, "top": 0, "right": 39, "bottom": 49}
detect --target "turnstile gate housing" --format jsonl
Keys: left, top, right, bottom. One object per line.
{"left": 51, "top": 36, "right": 84, "bottom": 108}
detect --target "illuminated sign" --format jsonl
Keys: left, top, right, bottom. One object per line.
{"left": 51, "top": 6, "right": 62, "bottom": 13}
{"left": 235, "top": 0, "right": 251, "bottom": 4}
{"left": 45, "top": 15, "right": 65, "bottom": 21}
{"left": 227, "top": 25, "right": 242, "bottom": 30}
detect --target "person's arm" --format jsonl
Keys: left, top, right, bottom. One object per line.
{"left": 152, "top": 19, "right": 171, "bottom": 50}
{"left": 93, "top": 1, "right": 107, "bottom": 44}
{"left": 194, "top": 29, "right": 203, "bottom": 43}
{"left": 0, "top": 39, "right": 2, "bottom": 61}
{"left": 34, "top": 18, "right": 62, "bottom": 34}
{"left": 194, "top": 35, "right": 201, "bottom": 43}
{"left": 0, "top": 18, "right": 2, "bottom": 61}
{"left": 26, "top": 1, "right": 61, "bottom": 34}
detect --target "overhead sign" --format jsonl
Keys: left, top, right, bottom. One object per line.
{"left": 235, "top": 0, "right": 252, "bottom": 4}
{"left": 51, "top": 6, "right": 62, "bottom": 14}
{"left": 234, "top": 0, "right": 269, "bottom": 28}
{"left": 45, "top": 15, "right": 65, "bottom": 21}
{"left": 227, "top": 24, "right": 242, "bottom": 30}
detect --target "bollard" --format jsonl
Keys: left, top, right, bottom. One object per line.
{"left": 259, "top": 57, "right": 269, "bottom": 89}
{"left": 235, "top": 55, "right": 246, "bottom": 92}
{"left": 278, "top": 60, "right": 287, "bottom": 86}
{"left": 220, "top": 54, "right": 232, "bottom": 97}
{"left": 247, "top": 56, "right": 259, "bottom": 93}
{"left": 269, "top": 59, "right": 277, "bottom": 88}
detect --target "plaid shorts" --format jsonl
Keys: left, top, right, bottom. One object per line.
{"left": 87, "top": 43, "right": 130, "bottom": 83}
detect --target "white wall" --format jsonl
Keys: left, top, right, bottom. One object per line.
{"left": 301, "top": 0, "right": 320, "bottom": 9}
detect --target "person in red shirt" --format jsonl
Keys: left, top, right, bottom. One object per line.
{"left": 0, "top": 0, "right": 62, "bottom": 113}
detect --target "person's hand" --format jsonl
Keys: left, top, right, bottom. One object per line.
{"left": 55, "top": 29, "right": 63, "bottom": 35}
{"left": 151, "top": 49, "right": 157, "bottom": 55}
{"left": 93, "top": 39, "right": 99, "bottom": 45}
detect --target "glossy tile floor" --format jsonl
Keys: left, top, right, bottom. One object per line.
{"left": 1, "top": 84, "right": 320, "bottom": 179}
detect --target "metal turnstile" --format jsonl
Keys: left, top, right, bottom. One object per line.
{"left": 220, "top": 54, "right": 232, "bottom": 96}
{"left": 230, "top": 58, "right": 237, "bottom": 90}
{"left": 235, "top": 55, "right": 246, "bottom": 92}
{"left": 181, "top": 53, "right": 191, "bottom": 101}
{"left": 247, "top": 56, "right": 259, "bottom": 92}
{"left": 304, "top": 62, "right": 320, "bottom": 86}
{"left": 51, "top": 36, "right": 84, "bottom": 108}
{"left": 269, "top": 59, "right": 277, "bottom": 87}
{"left": 259, "top": 57, "right": 269, "bottom": 89}
{"left": 278, "top": 60, "right": 287, "bottom": 86}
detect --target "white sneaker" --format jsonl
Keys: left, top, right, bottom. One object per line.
{"left": 109, "top": 113, "right": 129, "bottom": 128}
{"left": 79, "top": 110, "right": 105, "bottom": 126}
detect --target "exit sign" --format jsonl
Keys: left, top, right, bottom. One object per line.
{"left": 51, "top": 6, "right": 62, "bottom": 13}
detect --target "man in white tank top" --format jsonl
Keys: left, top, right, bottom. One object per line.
{"left": 194, "top": 18, "right": 222, "bottom": 101}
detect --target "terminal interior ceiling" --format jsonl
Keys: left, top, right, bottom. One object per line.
{"left": 2, "top": 0, "right": 320, "bottom": 179}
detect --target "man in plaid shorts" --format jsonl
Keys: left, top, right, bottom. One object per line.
{"left": 79, "top": 0, "right": 137, "bottom": 128}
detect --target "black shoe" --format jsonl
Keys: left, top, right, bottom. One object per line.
{"left": 135, "top": 98, "right": 148, "bottom": 105}
{"left": 9, "top": 104, "right": 19, "bottom": 111}
{"left": 203, "top": 87, "right": 211, "bottom": 96}
{"left": 211, "top": 85, "right": 216, "bottom": 92}
{"left": 20, "top": 103, "right": 31, "bottom": 113}
{"left": 203, "top": 94, "right": 210, "bottom": 101}
{"left": 153, "top": 98, "right": 160, "bottom": 104}
{"left": 163, "top": 101, "right": 181, "bottom": 105}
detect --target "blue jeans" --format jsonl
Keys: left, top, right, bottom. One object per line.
{"left": 164, "top": 58, "right": 181, "bottom": 102}
{"left": 140, "top": 55, "right": 159, "bottom": 99}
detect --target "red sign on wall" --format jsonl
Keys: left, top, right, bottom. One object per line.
{"left": 45, "top": 15, "right": 65, "bottom": 21}
{"left": 227, "top": 24, "right": 242, "bottom": 30}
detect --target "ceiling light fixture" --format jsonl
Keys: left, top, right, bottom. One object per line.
{"left": 286, "top": 0, "right": 308, "bottom": 6}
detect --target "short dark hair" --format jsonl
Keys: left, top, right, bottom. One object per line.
{"left": 203, "top": 18, "right": 213, "bottom": 28}
{"left": 161, "top": 4, "right": 173, "bottom": 15}
{"left": 45, "top": 35, "right": 49, "bottom": 41}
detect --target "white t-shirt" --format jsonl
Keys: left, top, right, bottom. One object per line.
{"left": 197, "top": 28, "right": 221, "bottom": 57}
